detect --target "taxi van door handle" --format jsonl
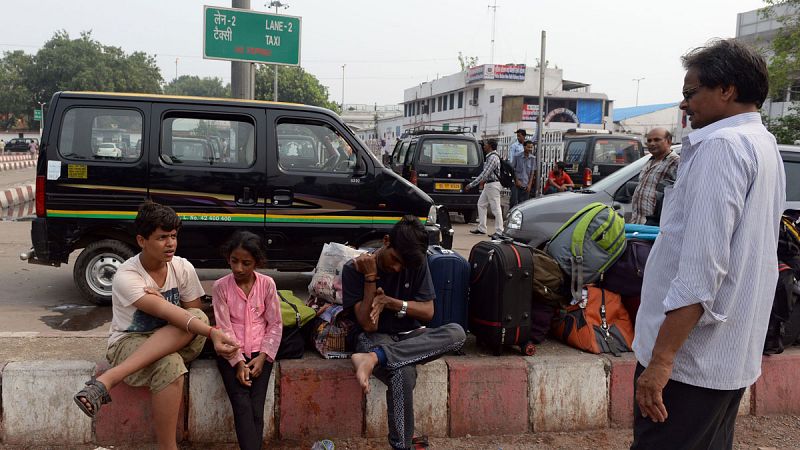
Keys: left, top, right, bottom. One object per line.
{"left": 271, "top": 189, "right": 293, "bottom": 207}
{"left": 236, "top": 187, "right": 256, "bottom": 206}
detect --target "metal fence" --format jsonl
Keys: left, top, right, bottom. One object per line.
{"left": 496, "top": 130, "right": 564, "bottom": 198}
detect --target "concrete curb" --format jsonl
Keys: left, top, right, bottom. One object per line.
{"left": 0, "top": 183, "right": 35, "bottom": 209}
{"left": 0, "top": 160, "right": 35, "bottom": 172}
{"left": 2, "top": 348, "right": 799, "bottom": 445}
{"left": 0, "top": 154, "right": 36, "bottom": 162}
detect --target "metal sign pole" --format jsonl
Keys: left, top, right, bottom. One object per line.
{"left": 535, "top": 30, "right": 546, "bottom": 198}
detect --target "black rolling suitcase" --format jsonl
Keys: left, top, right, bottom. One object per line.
{"left": 468, "top": 238, "right": 536, "bottom": 356}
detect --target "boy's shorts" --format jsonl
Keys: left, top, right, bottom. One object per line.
{"left": 106, "top": 308, "right": 208, "bottom": 393}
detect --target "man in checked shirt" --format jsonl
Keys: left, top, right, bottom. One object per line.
{"left": 630, "top": 127, "right": 680, "bottom": 225}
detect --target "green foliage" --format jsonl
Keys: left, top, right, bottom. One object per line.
{"left": 0, "top": 30, "right": 162, "bottom": 129}
{"left": 164, "top": 75, "right": 231, "bottom": 98}
{"left": 255, "top": 65, "right": 339, "bottom": 112}
{"left": 762, "top": 1, "right": 800, "bottom": 98}
{"left": 457, "top": 52, "right": 479, "bottom": 71}
{"left": 767, "top": 105, "right": 800, "bottom": 144}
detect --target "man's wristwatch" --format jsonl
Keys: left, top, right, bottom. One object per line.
{"left": 396, "top": 300, "right": 408, "bottom": 319}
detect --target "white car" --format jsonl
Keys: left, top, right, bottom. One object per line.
{"left": 95, "top": 143, "right": 122, "bottom": 158}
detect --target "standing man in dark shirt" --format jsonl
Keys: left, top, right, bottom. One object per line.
{"left": 343, "top": 216, "right": 466, "bottom": 450}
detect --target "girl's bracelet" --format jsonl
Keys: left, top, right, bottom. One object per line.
{"left": 185, "top": 315, "right": 196, "bottom": 333}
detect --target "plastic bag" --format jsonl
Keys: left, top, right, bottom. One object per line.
{"left": 308, "top": 242, "right": 366, "bottom": 304}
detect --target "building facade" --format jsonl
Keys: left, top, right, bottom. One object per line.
{"left": 399, "top": 64, "right": 612, "bottom": 139}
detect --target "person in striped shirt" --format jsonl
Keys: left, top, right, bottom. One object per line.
{"left": 631, "top": 39, "right": 785, "bottom": 449}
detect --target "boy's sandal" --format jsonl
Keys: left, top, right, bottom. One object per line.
{"left": 73, "top": 379, "right": 112, "bottom": 418}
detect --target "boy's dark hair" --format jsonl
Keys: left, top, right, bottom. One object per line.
{"left": 556, "top": 161, "right": 566, "bottom": 170}
{"left": 681, "top": 38, "right": 769, "bottom": 108}
{"left": 221, "top": 231, "right": 267, "bottom": 268}
{"left": 516, "top": 129, "right": 526, "bottom": 136}
{"left": 524, "top": 140, "right": 534, "bottom": 147}
{"left": 135, "top": 201, "right": 181, "bottom": 239}
{"left": 487, "top": 139, "right": 498, "bottom": 150}
{"left": 388, "top": 215, "right": 428, "bottom": 269}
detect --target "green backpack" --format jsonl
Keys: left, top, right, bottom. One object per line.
{"left": 278, "top": 290, "right": 316, "bottom": 328}
{"left": 545, "top": 202, "right": 627, "bottom": 302}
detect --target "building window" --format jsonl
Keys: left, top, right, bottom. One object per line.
{"left": 472, "top": 125, "right": 477, "bottom": 133}
{"left": 449, "top": 93, "right": 455, "bottom": 110}
{"left": 490, "top": 95, "right": 495, "bottom": 103}
{"left": 429, "top": 98, "right": 435, "bottom": 113}
{"left": 458, "top": 91, "right": 464, "bottom": 108}
{"left": 411, "top": 102, "right": 416, "bottom": 116}
{"left": 443, "top": 95, "right": 448, "bottom": 110}
{"left": 473, "top": 88, "right": 479, "bottom": 102}
{"left": 438, "top": 96, "right": 443, "bottom": 111}
{"left": 404, "top": 104, "right": 408, "bottom": 117}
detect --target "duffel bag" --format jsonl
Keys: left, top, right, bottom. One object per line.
{"left": 531, "top": 248, "right": 570, "bottom": 308}
{"left": 551, "top": 285, "right": 634, "bottom": 356}
{"left": 602, "top": 239, "right": 653, "bottom": 298}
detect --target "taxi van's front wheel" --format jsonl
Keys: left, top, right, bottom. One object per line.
{"left": 73, "top": 239, "right": 136, "bottom": 306}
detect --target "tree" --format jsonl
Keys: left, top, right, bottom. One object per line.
{"left": 164, "top": 75, "right": 231, "bottom": 98}
{"left": 29, "top": 31, "right": 162, "bottom": 105}
{"left": 767, "top": 105, "right": 800, "bottom": 144}
{"left": 254, "top": 65, "right": 339, "bottom": 112}
{"left": 457, "top": 52, "right": 479, "bottom": 71}
{"left": 0, "top": 51, "right": 35, "bottom": 128}
{"left": 762, "top": 1, "right": 800, "bottom": 99}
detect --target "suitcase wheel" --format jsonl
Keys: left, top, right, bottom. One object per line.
{"left": 521, "top": 341, "right": 536, "bottom": 356}
{"left": 491, "top": 344, "right": 503, "bottom": 356}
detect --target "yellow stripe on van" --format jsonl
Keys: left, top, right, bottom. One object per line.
{"left": 46, "top": 209, "right": 428, "bottom": 225}
{"left": 63, "top": 91, "right": 304, "bottom": 108}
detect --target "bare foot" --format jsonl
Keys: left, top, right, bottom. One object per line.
{"left": 351, "top": 352, "right": 378, "bottom": 394}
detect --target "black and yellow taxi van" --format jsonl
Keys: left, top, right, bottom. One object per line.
{"left": 562, "top": 129, "right": 644, "bottom": 188}
{"left": 24, "top": 92, "right": 451, "bottom": 304}
{"left": 389, "top": 127, "right": 483, "bottom": 223}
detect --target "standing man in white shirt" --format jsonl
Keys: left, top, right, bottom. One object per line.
{"left": 631, "top": 39, "right": 785, "bottom": 449}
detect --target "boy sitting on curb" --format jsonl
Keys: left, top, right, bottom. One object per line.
{"left": 73, "top": 201, "right": 238, "bottom": 450}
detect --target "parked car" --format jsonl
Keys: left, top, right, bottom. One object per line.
{"left": 5, "top": 137, "right": 38, "bottom": 153}
{"left": 23, "top": 91, "right": 451, "bottom": 305}
{"left": 505, "top": 144, "right": 800, "bottom": 248}
{"left": 389, "top": 127, "right": 483, "bottom": 223}
{"left": 561, "top": 129, "right": 644, "bottom": 188}
{"left": 95, "top": 142, "right": 122, "bottom": 158}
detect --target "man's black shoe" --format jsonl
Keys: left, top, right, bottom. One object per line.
{"left": 469, "top": 229, "right": 485, "bottom": 235}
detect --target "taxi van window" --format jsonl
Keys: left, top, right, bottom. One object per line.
{"left": 394, "top": 141, "right": 409, "bottom": 164}
{"left": 593, "top": 139, "right": 640, "bottom": 165}
{"left": 58, "top": 108, "right": 143, "bottom": 161}
{"left": 565, "top": 140, "right": 587, "bottom": 163}
{"left": 419, "top": 139, "right": 480, "bottom": 166}
{"left": 160, "top": 115, "right": 254, "bottom": 168}
{"left": 277, "top": 120, "right": 356, "bottom": 174}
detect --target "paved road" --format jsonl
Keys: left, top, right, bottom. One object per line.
{"left": 0, "top": 166, "right": 35, "bottom": 191}
{"left": 0, "top": 216, "right": 489, "bottom": 336}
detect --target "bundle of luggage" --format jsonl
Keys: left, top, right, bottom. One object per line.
{"left": 763, "top": 211, "right": 800, "bottom": 355}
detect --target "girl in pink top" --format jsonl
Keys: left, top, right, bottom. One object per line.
{"left": 213, "top": 231, "right": 282, "bottom": 450}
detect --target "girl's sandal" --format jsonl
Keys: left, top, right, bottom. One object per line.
{"left": 73, "top": 379, "right": 112, "bottom": 418}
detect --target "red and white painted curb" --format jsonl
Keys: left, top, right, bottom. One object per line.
{"left": 0, "top": 160, "right": 35, "bottom": 172}
{"left": 0, "top": 183, "right": 35, "bottom": 209}
{"left": 0, "top": 154, "right": 36, "bottom": 162}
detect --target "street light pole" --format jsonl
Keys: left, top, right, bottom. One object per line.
{"left": 341, "top": 64, "right": 346, "bottom": 112}
{"left": 632, "top": 77, "right": 645, "bottom": 107}
{"left": 268, "top": 1, "right": 289, "bottom": 101}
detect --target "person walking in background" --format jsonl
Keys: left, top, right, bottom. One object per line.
{"left": 630, "top": 127, "right": 680, "bottom": 225}
{"left": 510, "top": 140, "right": 536, "bottom": 207}
{"left": 213, "top": 231, "right": 282, "bottom": 450}
{"left": 632, "top": 39, "right": 785, "bottom": 450}
{"left": 466, "top": 139, "right": 504, "bottom": 238}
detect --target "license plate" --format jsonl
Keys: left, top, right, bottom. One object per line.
{"left": 435, "top": 182, "right": 462, "bottom": 191}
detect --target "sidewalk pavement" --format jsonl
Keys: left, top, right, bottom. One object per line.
{"left": 1, "top": 333, "right": 798, "bottom": 446}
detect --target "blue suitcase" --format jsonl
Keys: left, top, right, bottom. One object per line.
{"left": 426, "top": 245, "right": 470, "bottom": 330}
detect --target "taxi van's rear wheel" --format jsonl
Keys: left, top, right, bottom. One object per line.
{"left": 74, "top": 239, "right": 136, "bottom": 306}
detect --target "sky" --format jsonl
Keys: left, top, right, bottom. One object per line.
{"left": 6, "top": 0, "right": 768, "bottom": 108}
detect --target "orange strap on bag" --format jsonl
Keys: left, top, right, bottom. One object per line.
{"left": 551, "top": 285, "right": 634, "bottom": 356}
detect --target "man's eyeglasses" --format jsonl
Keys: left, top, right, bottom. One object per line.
{"left": 682, "top": 85, "right": 702, "bottom": 102}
